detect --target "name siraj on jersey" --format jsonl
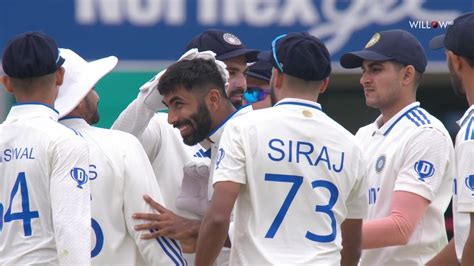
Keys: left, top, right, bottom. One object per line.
{"left": 0, "top": 147, "right": 35, "bottom": 162}
{"left": 267, "top": 138, "right": 344, "bottom": 173}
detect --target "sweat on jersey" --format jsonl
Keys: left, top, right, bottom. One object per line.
{"left": 0, "top": 104, "right": 91, "bottom": 265}
{"left": 60, "top": 117, "right": 186, "bottom": 265}
{"left": 356, "top": 102, "right": 454, "bottom": 265}
{"left": 212, "top": 98, "right": 368, "bottom": 265}
{"left": 453, "top": 105, "right": 474, "bottom": 261}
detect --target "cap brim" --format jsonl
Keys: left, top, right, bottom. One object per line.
{"left": 257, "top": 50, "right": 272, "bottom": 62}
{"left": 429, "top": 34, "right": 445, "bottom": 50}
{"left": 217, "top": 48, "right": 259, "bottom": 62}
{"left": 56, "top": 53, "right": 118, "bottom": 118}
{"left": 247, "top": 71, "right": 270, "bottom": 82}
{"left": 340, "top": 50, "right": 393, "bottom": 69}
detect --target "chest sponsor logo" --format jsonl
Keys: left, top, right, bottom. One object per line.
{"left": 70, "top": 167, "right": 89, "bottom": 189}
{"left": 375, "top": 155, "right": 385, "bottom": 173}
{"left": 215, "top": 148, "right": 225, "bottom": 170}
{"left": 414, "top": 160, "right": 434, "bottom": 182}
{"left": 465, "top": 175, "right": 474, "bottom": 196}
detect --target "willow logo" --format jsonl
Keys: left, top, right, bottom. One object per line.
{"left": 408, "top": 20, "right": 453, "bottom": 29}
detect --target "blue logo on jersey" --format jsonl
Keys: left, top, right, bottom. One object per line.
{"left": 375, "top": 155, "right": 385, "bottom": 173}
{"left": 70, "top": 167, "right": 89, "bottom": 189}
{"left": 465, "top": 175, "right": 474, "bottom": 196}
{"left": 414, "top": 160, "right": 434, "bottom": 182}
{"left": 215, "top": 148, "right": 225, "bottom": 170}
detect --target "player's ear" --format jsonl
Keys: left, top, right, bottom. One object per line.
{"left": 55, "top": 67, "right": 65, "bottom": 87}
{"left": 206, "top": 88, "right": 222, "bottom": 111}
{"left": 319, "top": 78, "right": 329, "bottom": 94}
{"left": 446, "top": 50, "right": 462, "bottom": 72}
{"left": 1, "top": 76, "right": 14, "bottom": 94}
{"left": 401, "top": 65, "right": 415, "bottom": 87}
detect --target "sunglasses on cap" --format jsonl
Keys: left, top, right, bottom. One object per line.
{"left": 243, "top": 87, "right": 271, "bottom": 104}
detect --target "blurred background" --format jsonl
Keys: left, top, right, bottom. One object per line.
{"left": 1, "top": 0, "right": 473, "bottom": 237}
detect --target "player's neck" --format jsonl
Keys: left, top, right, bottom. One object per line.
{"left": 210, "top": 102, "right": 236, "bottom": 132}
{"left": 379, "top": 98, "right": 416, "bottom": 126}
{"left": 463, "top": 72, "right": 474, "bottom": 106}
{"left": 14, "top": 90, "right": 56, "bottom": 108}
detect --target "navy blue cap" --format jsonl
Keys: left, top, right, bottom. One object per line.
{"left": 340, "top": 29, "right": 427, "bottom": 73}
{"left": 258, "top": 32, "right": 331, "bottom": 81}
{"left": 2, "top": 32, "right": 65, "bottom": 79}
{"left": 185, "top": 29, "right": 258, "bottom": 62}
{"left": 247, "top": 60, "right": 272, "bottom": 82}
{"left": 429, "top": 12, "right": 474, "bottom": 60}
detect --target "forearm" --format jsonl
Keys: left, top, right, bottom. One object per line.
{"left": 195, "top": 216, "right": 230, "bottom": 266}
{"left": 363, "top": 191, "right": 429, "bottom": 249}
{"left": 341, "top": 219, "right": 362, "bottom": 266}
{"left": 426, "top": 239, "right": 458, "bottom": 266}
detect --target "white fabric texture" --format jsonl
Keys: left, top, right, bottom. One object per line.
{"left": 0, "top": 104, "right": 91, "bottom": 265}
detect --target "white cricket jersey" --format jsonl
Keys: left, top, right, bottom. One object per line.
{"left": 453, "top": 105, "right": 474, "bottom": 261}
{"left": 112, "top": 97, "right": 208, "bottom": 220}
{"left": 213, "top": 98, "right": 368, "bottom": 265}
{"left": 112, "top": 92, "right": 209, "bottom": 264}
{"left": 0, "top": 103, "right": 91, "bottom": 265}
{"left": 356, "top": 102, "right": 454, "bottom": 266}
{"left": 61, "top": 118, "right": 186, "bottom": 265}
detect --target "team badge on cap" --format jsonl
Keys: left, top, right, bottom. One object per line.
{"left": 365, "top": 32, "right": 381, "bottom": 48}
{"left": 223, "top": 33, "right": 242, "bottom": 46}
{"left": 375, "top": 155, "right": 385, "bottom": 173}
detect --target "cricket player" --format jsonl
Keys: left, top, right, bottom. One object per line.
{"left": 340, "top": 29, "right": 454, "bottom": 265}
{"left": 428, "top": 12, "right": 474, "bottom": 266}
{"left": 55, "top": 48, "right": 186, "bottom": 265}
{"left": 196, "top": 32, "right": 368, "bottom": 265}
{"left": 0, "top": 32, "right": 91, "bottom": 264}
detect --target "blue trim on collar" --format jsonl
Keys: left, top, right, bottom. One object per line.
{"left": 208, "top": 108, "right": 240, "bottom": 137}
{"left": 13, "top": 102, "right": 59, "bottom": 114}
{"left": 383, "top": 106, "right": 419, "bottom": 136}
{"left": 59, "top": 116, "right": 82, "bottom": 121}
{"left": 274, "top": 101, "right": 322, "bottom": 111}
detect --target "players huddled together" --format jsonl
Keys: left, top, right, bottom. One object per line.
{"left": 0, "top": 11, "right": 473, "bottom": 266}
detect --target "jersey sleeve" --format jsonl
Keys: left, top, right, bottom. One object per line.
{"left": 111, "top": 90, "right": 163, "bottom": 160}
{"left": 212, "top": 120, "right": 247, "bottom": 185}
{"left": 394, "top": 127, "right": 453, "bottom": 201}
{"left": 345, "top": 145, "right": 368, "bottom": 219}
{"left": 49, "top": 134, "right": 91, "bottom": 265}
{"left": 122, "top": 136, "right": 187, "bottom": 265}
{"left": 456, "top": 140, "right": 474, "bottom": 213}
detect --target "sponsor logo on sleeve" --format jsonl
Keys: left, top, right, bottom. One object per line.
{"left": 70, "top": 167, "right": 89, "bottom": 189}
{"left": 414, "top": 160, "right": 434, "bottom": 182}
{"left": 465, "top": 175, "right": 474, "bottom": 196}
{"left": 215, "top": 148, "right": 225, "bottom": 170}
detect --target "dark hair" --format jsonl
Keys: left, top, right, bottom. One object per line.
{"left": 158, "top": 59, "right": 227, "bottom": 97}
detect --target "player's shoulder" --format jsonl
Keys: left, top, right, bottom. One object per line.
{"left": 39, "top": 119, "right": 86, "bottom": 144}
{"left": 90, "top": 126, "right": 143, "bottom": 147}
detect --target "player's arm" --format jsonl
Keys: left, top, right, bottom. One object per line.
{"left": 461, "top": 213, "right": 474, "bottom": 266}
{"left": 195, "top": 181, "right": 241, "bottom": 266}
{"left": 123, "top": 136, "right": 186, "bottom": 265}
{"left": 341, "top": 219, "right": 363, "bottom": 266}
{"left": 50, "top": 134, "right": 91, "bottom": 265}
{"left": 363, "top": 128, "right": 451, "bottom": 248}
{"left": 111, "top": 71, "right": 165, "bottom": 159}
{"left": 426, "top": 238, "right": 458, "bottom": 266}
{"left": 362, "top": 191, "right": 429, "bottom": 248}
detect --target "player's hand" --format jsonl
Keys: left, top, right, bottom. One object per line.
{"left": 176, "top": 159, "right": 210, "bottom": 216}
{"left": 133, "top": 195, "right": 201, "bottom": 240}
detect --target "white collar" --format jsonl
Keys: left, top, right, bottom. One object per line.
{"left": 59, "top": 117, "right": 90, "bottom": 129}
{"left": 6, "top": 102, "right": 59, "bottom": 122}
{"left": 274, "top": 98, "right": 322, "bottom": 111}
{"left": 374, "top": 102, "right": 421, "bottom": 136}
{"left": 457, "top": 105, "right": 474, "bottom": 127}
{"left": 207, "top": 104, "right": 253, "bottom": 144}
